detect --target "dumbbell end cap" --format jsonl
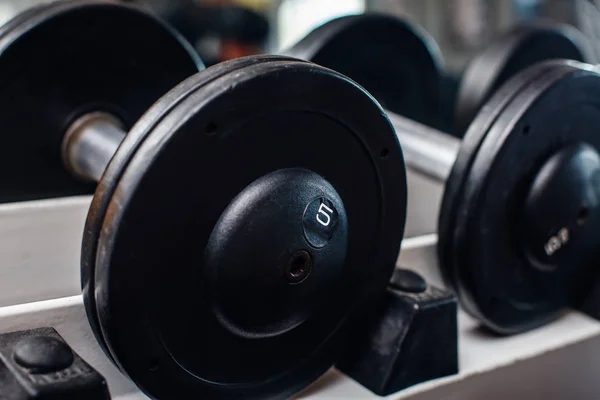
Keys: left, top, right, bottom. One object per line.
{"left": 521, "top": 143, "right": 600, "bottom": 270}
{"left": 204, "top": 168, "right": 349, "bottom": 339}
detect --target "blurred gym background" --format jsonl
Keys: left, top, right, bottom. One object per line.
{"left": 0, "top": 0, "right": 597, "bottom": 72}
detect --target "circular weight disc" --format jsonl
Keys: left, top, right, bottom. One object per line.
{"left": 443, "top": 60, "right": 600, "bottom": 334}
{"left": 85, "top": 58, "right": 407, "bottom": 399}
{"left": 454, "top": 21, "right": 589, "bottom": 137}
{"left": 285, "top": 14, "right": 444, "bottom": 127}
{"left": 82, "top": 54, "right": 305, "bottom": 365}
{"left": 0, "top": 0, "right": 202, "bottom": 203}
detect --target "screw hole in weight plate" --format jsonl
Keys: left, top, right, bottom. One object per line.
{"left": 380, "top": 148, "right": 389, "bottom": 159}
{"left": 522, "top": 125, "right": 531, "bottom": 135}
{"left": 285, "top": 250, "right": 313, "bottom": 284}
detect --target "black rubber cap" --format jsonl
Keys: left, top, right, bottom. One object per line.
{"left": 521, "top": 143, "right": 600, "bottom": 270}
{"left": 390, "top": 269, "right": 427, "bottom": 293}
{"left": 13, "top": 336, "right": 74, "bottom": 373}
{"left": 204, "top": 168, "right": 349, "bottom": 339}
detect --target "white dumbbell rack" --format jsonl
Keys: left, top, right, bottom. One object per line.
{"left": 1, "top": 170, "right": 600, "bottom": 399}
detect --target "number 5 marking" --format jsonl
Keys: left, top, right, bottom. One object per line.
{"left": 316, "top": 203, "right": 334, "bottom": 227}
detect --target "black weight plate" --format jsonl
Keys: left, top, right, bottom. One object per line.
{"left": 438, "top": 61, "right": 563, "bottom": 320}
{"left": 454, "top": 21, "right": 588, "bottom": 137}
{"left": 0, "top": 0, "right": 202, "bottom": 203}
{"left": 88, "top": 59, "right": 407, "bottom": 399}
{"left": 285, "top": 13, "right": 444, "bottom": 127}
{"left": 447, "top": 61, "right": 600, "bottom": 334}
{"left": 82, "top": 54, "right": 304, "bottom": 365}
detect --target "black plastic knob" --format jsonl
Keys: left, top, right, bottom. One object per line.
{"left": 13, "top": 336, "right": 74, "bottom": 374}
{"left": 390, "top": 269, "right": 427, "bottom": 293}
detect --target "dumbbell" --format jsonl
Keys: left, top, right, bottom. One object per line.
{"left": 286, "top": 14, "right": 600, "bottom": 334}
{"left": 0, "top": 1, "right": 407, "bottom": 398}
{"left": 0, "top": 0, "right": 203, "bottom": 203}
{"left": 284, "top": 14, "right": 590, "bottom": 135}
